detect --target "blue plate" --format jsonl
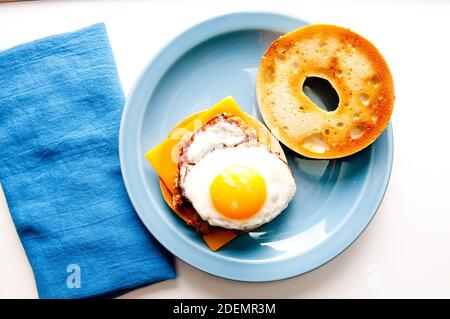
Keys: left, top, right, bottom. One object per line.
{"left": 119, "top": 12, "right": 393, "bottom": 281}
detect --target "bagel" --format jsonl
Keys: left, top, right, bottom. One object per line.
{"left": 256, "top": 24, "right": 395, "bottom": 159}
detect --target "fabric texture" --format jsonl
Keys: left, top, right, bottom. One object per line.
{"left": 0, "top": 23, "right": 175, "bottom": 298}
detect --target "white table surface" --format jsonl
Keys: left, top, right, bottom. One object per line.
{"left": 1, "top": 0, "right": 450, "bottom": 299}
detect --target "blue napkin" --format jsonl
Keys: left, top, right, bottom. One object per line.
{"left": 0, "top": 23, "right": 175, "bottom": 298}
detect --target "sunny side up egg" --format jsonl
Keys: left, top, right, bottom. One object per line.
{"left": 178, "top": 115, "right": 296, "bottom": 230}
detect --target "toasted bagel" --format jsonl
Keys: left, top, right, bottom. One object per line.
{"left": 257, "top": 24, "right": 395, "bottom": 158}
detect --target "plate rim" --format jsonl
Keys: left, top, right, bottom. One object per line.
{"left": 119, "top": 11, "right": 394, "bottom": 282}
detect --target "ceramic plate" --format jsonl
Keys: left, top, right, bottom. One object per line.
{"left": 119, "top": 12, "right": 393, "bottom": 281}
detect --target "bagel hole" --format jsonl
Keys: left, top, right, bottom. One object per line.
{"left": 302, "top": 77, "right": 339, "bottom": 112}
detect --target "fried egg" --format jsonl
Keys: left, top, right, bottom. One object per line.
{"left": 178, "top": 115, "right": 296, "bottom": 230}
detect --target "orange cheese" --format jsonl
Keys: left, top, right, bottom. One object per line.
{"left": 203, "top": 230, "right": 239, "bottom": 252}
{"left": 159, "top": 179, "right": 189, "bottom": 222}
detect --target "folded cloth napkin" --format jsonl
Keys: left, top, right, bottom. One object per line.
{"left": 0, "top": 23, "right": 175, "bottom": 298}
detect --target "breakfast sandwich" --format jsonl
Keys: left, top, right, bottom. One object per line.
{"left": 146, "top": 97, "right": 296, "bottom": 251}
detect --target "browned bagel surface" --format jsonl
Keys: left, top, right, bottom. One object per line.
{"left": 257, "top": 24, "right": 395, "bottom": 158}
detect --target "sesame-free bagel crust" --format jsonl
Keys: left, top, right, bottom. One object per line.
{"left": 257, "top": 24, "right": 394, "bottom": 158}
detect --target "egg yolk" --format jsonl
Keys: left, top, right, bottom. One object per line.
{"left": 210, "top": 166, "right": 266, "bottom": 220}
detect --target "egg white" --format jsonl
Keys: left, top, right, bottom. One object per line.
{"left": 181, "top": 145, "right": 296, "bottom": 230}
{"left": 185, "top": 121, "right": 249, "bottom": 163}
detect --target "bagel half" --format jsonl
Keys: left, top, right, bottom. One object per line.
{"left": 257, "top": 24, "right": 395, "bottom": 159}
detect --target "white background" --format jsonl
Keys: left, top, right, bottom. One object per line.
{"left": 1, "top": 0, "right": 450, "bottom": 298}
